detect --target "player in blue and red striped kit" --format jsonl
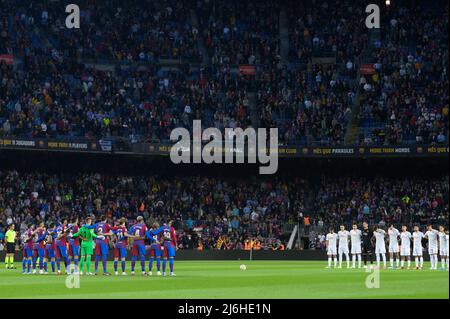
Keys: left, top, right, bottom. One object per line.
{"left": 32, "top": 231, "right": 40, "bottom": 274}
{"left": 160, "top": 221, "right": 177, "bottom": 277}
{"left": 35, "top": 222, "right": 47, "bottom": 274}
{"left": 129, "top": 216, "right": 148, "bottom": 276}
{"left": 35, "top": 223, "right": 57, "bottom": 274}
{"left": 68, "top": 218, "right": 80, "bottom": 273}
{"left": 146, "top": 222, "right": 162, "bottom": 276}
{"left": 94, "top": 216, "right": 113, "bottom": 275}
{"left": 112, "top": 218, "right": 132, "bottom": 275}
{"left": 45, "top": 224, "right": 57, "bottom": 273}
{"left": 55, "top": 219, "right": 70, "bottom": 275}
{"left": 22, "top": 224, "right": 38, "bottom": 274}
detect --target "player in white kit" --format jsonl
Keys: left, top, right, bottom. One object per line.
{"left": 373, "top": 226, "right": 387, "bottom": 269}
{"left": 337, "top": 225, "right": 350, "bottom": 268}
{"left": 326, "top": 228, "right": 338, "bottom": 269}
{"left": 424, "top": 225, "right": 439, "bottom": 270}
{"left": 388, "top": 224, "right": 400, "bottom": 269}
{"left": 350, "top": 223, "right": 362, "bottom": 269}
{"left": 445, "top": 229, "right": 449, "bottom": 271}
{"left": 438, "top": 225, "right": 448, "bottom": 271}
{"left": 412, "top": 225, "right": 424, "bottom": 270}
{"left": 399, "top": 225, "right": 412, "bottom": 270}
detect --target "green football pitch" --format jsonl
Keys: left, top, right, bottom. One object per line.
{"left": 0, "top": 261, "right": 448, "bottom": 299}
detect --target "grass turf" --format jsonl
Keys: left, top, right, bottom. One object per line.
{"left": 0, "top": 261, "right": 448, "bottom": 299}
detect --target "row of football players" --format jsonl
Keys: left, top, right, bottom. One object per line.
{"left": 20, "top": 215, "right": 178, "bottom": 276}
{"left": 325, "top": 223, "right": 449, "bottom": 270}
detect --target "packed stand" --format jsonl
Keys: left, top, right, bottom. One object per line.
{"left": 0, "top": 0, "right": 255, "bottom": 142}
{"left": 1, "top": 170, "right": 448, "bottom": 250}
{"left": 287, "top": 0, "right": 369, "bottom": 63}
{"left": 0, "top": 170, "right": 306, "bottom": 250}
{"left": 0, "top": 49, "right": 255, "bottom": 142}
{"left": 357, "top": 2, "right": 449, "bottom": 145}
{"left": 0, "top": 0, "right": 201, "bottom": 62}
{"left": 197, "top": 0, "right": 280, "bottom": 67}
{"left": 0, "top": 0, "right": 448, "bottom": 147}
{"left": 258, "top": 62, "right": 355, "bottom": 145}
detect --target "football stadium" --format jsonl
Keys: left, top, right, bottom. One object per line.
{"left": 0, "top": 0, "right": 449, "bottom": 301}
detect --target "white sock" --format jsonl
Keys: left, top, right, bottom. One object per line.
{"left": 420, "top": 257, "right": 423, "bottom": 268}
{"left": 442, "top": 258, "right": 446, "bottom": 269}
{"left": 345, "top": 253, "right": 350, "bottom": 268}
{"left": 352, "top": 255, "right": 356, "bottom": 267}
{"left": 431, "top": 255, "right": 437, "bottom": 269}
{"left": 407, "top": 260, "right": 411, "bottom": 268}
{"left": 358, "top": 255, "right": 362, "bottom": 268}
{"left": 396, "top": 258, "right": 400, "bottom": 268}
{"left": 333, "top": 257, "right": 337, "bottom": 268}
{"left": 401, "top": 260, "right": 405, "bottom": 268}
{"left": 390, "top": 258, "right": 393, "bottom": 268}
{"left": 415, "top": 257, "right": 419, "bottom": 268}
{"left": 382, "top": 254, "right": 386, "bottom": 267}
{"left": 339, "top": 253, "right": 343, "bottom": 267}
{"left": 446, "top": 258, "right": 449, "bottom": 269}
{"left": 376, "top": 254, "right": 380, "bottom": 267}
{"left": 328, "top": 257, "right": 331, "bottom": 268}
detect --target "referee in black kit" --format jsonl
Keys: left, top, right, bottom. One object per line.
{"left": 361, "top": 221, "right": 374, "bottom": 269}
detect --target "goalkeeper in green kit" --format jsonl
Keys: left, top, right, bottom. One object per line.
{"left": 71, "top": 217, "right": 105, "bottom": 275}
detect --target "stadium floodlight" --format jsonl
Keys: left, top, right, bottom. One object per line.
{"left": 386, "top": 0, "right": 391, "bottom": 5}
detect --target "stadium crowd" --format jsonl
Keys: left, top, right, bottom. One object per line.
{"left": 0, "top": 0, "right": 201, "bottom": 62}
{"left": 0, "top": 57, "right": 255, "bottom": 142}
{"left": 358, "top": 3, "right": 449, "bottom": 145}
{"left": 1, "top": 0, "right": 446, "bottom": 146}
{"left": 257, "top": 62, "right": 355, "bottom": 145}
{"left": 0, "top": 170, "right": 448, "bottom": 250}
{"left": 197, "top": 0, "right": 280, "bottom": 67}
{"left": 287, "top": 0, "right": 369, "bottom": 64}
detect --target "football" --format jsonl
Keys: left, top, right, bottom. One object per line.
{"left": 240, "top": 264, "right": 247, "bottom": 271}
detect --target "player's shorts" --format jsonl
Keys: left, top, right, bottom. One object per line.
{"left": 24, "top": 248, "right": 34, "bottom": 258}
{"left": 69, "top": 245, "right": 80, "bottom": 258}
{"left": 428, "top": 247, "right": 438, "bottom": 255}
{"left": 149, "top": 246, "right": 162, "bottom": 258}
{"left": 413, "top": 246, "right": 423, "bottom": 256}
{"left": 388, "top": 243, "right": 399, "bottom": 253}
{"left": 37, "top": 248, "right": 46, "bottom": 258}
{"left": 400, "top": 246, "right": 410, "bottom": 256}
{"left": 46, "top": 246, "right": 55, "bottom": 259}
{"left": 351, "top": 243, "right": 361, "bottom": 254}
{"left": 375, "top": 245, "right": 386, "bottom": 254}
{"left": 362, "top": 246, "right": 373, "bottom": 255}
{"left": 132, "top": 244, "right": 146, "bottom": 256}
{"left": 6, "top": 243, "right": 15, "bottom": 254}
{"left": 327, "top": 247, "right": 337, "bottom": 255}
{"left": 114, "top": 246, "right": 127, "bottom": 259}
{"left": 439, "top": 248, "right": 448, "bottom": 257}
{"left": 81, "top": 244, "right": 94, "bottom": 256}
{"left": 94, "top": 243, "right": 109, "bottom": 256}
{"left": 338, "top": 244, "right": 349, "bottom": 254}
{"left": 55, "top": 245, "right": 67, "bottom": 259}
{"left": 162, "top": 243, "right": 176, "bottom": 258}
